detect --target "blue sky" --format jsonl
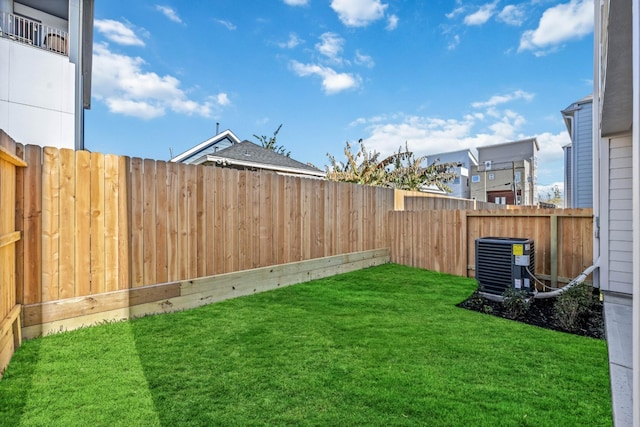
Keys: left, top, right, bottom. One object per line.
{"left": 86, "top": 0, "right": 594, "bottom": 195}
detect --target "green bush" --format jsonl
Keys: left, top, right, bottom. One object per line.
{"left": 553, "top": 282, "right": 593, "bottom": 332}
{"left": 502, "top": 288, "right": 531, "bottom": 319}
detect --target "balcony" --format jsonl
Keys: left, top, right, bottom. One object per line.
{"left": 0, "top": 12, "right": 68, "bottom": 56}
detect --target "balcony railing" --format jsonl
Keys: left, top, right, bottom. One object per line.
{"left": 0, "top": 12, "right": 68, "bottom": 56}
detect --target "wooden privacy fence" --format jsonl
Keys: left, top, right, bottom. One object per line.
{"left": 0, "top": 140, "right": 598, "bottom": 346}
{"left": 0, "top": 132, "right": 26, "bottom": 376}
{"left": 13, "top": 145, "right": 394, "bottom": 329}
{"left": 388, "top": 209, "right": 594, "bottom": 285}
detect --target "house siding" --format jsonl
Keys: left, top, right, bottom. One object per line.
{"left": 608, "top": 135, "right": 633, "bottom": 294}
{"left": 573, "top": 102, "right": 593, "bottom": 207}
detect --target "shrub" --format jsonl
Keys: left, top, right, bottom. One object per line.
{"left": 502, "top": 288, "right": 531, "bottom": 319}
{"left": 553, "top": 282, "right": 593, "bottom": 332}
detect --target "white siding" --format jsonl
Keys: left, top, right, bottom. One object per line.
{"left": 0, "top": 37, "right": 75, "bottom": 148}
{"left": 608, "top": 135, "right": 633, "bottom": 294}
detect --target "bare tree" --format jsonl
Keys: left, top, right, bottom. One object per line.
{"left": 253, "top": 124, "right": 290, "bottom": 157}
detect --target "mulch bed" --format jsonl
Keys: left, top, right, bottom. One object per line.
{"left": 457, "top": 289, "right": 605, "bottom": 339}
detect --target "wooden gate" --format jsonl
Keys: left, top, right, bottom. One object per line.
{"left": 0, "top": 131, "right": 27, "bottom": 376}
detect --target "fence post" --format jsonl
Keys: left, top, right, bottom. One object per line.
{"left": 550, "top": 214, "right": 558, "bottom": 288}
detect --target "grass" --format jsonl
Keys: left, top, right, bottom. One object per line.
{"left": 0, "top": 264, "right": 611, "bottom": 426}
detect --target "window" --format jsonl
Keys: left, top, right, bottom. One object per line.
{"left": 453, "top": 177, "right": 460, "bottom": 184}
{"left": 515, "top": 171, "right": 521, "bottom": 183}
{"left": 471, "top": 175, "right": 480, "bottom": 183}
{"left": 488, "top": 173, "right": 495, "bottom": 180}
{"left": 516, "top": 195, "right": 522, "bottom": 205}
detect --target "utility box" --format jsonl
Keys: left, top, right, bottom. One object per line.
{"left": 475, "top": 237, "right": 535, "bottom": 295}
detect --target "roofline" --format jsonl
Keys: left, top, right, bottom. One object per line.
{"left": 426, "top": 148, "right": 479, "bottom": 165}
{"left": 477, "top": 137, "right": 539, "bottom": 152}
{"left": 201, "top": 155, "right": 327, "bottom": 177}
{"left": 170, "top": 130, "right": 241, "bottom": 162}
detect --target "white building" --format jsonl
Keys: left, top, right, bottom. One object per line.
{"left": 425, "top": 149, "right": 478, "bottom": 199}
{"left": 0, "top": 0, "right": 94, "bottom": 150}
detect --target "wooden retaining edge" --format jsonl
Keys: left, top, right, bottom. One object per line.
{"left": 22, "top": 249, "right": 390, "bottom": 339}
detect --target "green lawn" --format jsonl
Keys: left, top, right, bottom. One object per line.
{"left": 0, "top": 264, "right": 611, "bottom": 426}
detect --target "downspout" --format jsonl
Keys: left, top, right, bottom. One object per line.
{"left": 631, "top": 1, "right": 640, "bottom": 424}
{"left": 592, "top": 0, "right": 602, "bottom": 292}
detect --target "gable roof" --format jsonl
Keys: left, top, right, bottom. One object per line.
{"left": 193, "top": 140, "right": 325, "bottom": 178}
{"left": 170, "top": 129, "right": 241, "bottom": 163}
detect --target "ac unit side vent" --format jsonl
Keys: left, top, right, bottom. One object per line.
{"left": 475, "top": 237, "right": 535, "bottom": 295}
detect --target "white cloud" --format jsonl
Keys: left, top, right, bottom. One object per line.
{"left": 92, "top": 43, "right": 227, "bottom": 119}
{"left": 155, "top": 5, "right": 183, "bottom": 24}
{"left": 278, "top": 33, "right": 303, "bottom": 49}
{"left": 216, "top": 93, "right": 231, "bottom": 106}
{"left": 354, "top": 50, "right": 374, "bottom": 68}
{"left": 283, "top": 0, "right": 308, "bottom": 5}
{"left": 215, "top": 19, "right": 237, "bottom": 30}
{"left": 106, "top": 99, "right": 165, "bottom": 119}
{"left": 330, "top": 0, "right": 388, "bottom": 27}
{"left": 316, "top": 32, "right": 345, "bottom": 62}
{"left": 472, "top": 90, "right": 535, "bottom": 108}
{"left": 289, "top": 60, "right": 360, "bottom": 94}
{"left": 446, "top": 6, "right": 465, "bottom": 19}
{"left": 448, "top": 34, "right": 460, "bottom": 50}
{"left": 386, "top": 14, "right": 399, "bottom": 30}
{"left": 94, "top": 19, "right": 145, "bottom": 46}
{"left": 497, "top": 4, "right": 525, "bottom": 26}
{"left": 519, "top": 0, "right": 593, "bottom": 53}
{"left": 464, "top": 1, "right": 498, "bottom": 26}
{"left": 349, "top": 105, "right": 569, "bottom": 184}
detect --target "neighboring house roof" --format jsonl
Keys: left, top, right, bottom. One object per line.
{"left": 561, "top": 94, "right": 593, "bottom": 135}
{"left": 477, "top": 137, "right": 540, "bottom": 152}
{"left": 170, "top": 130, "right": 242, "bottom": 163}
{"left": 199, "top": 141, "right": 325, "bottom": 178}
{"left": 171, "top": 131, "right": 325, "bottom": 178}
{"left": 425, "top": 148, "right": 479, "bottom": 167}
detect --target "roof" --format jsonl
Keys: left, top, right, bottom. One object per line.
{"left": 425, "top": 148, "right": 479, "bottom": 166}
{"left": 199, "top": 141, "right": 325, "bottom": 177}
{"left": 170, "top": 130, "right": 242, "bottom": 163}
{"left": 477, "top": 137, "right": 540, "bottom": 152}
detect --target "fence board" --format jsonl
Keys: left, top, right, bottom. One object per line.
{"left": 41, "top": 147, "right": 60, "bottom": 302}
{"left": 186, "top": 165, "right": 198, "bottom": 279}
{"left": 75, "top": 150, "right": 91, "bottom": 296}
{"left": 90, "top": 152, "right": 106, "bottom": 294}
{"left": 195, "top": 165, "right": 206, "bottom": 277}
{"left": 155, "top": 161, "right": 168, "bottom": 284}
{"left": 204, "top": 166, "right": 216, "bottom": 276}
{"left": 104, "top": 154, "right": 120, "bottom": 292}
{"left": 142, "top": 159, "right": 157, "bottom": 286}
{"left": 117, "top": 156, "right": 130, "bottom": 290}
{"left": 130, "top": 158, "right": 144, "bottom": 286}
{"left": 59, "top": 149, "right": 75, "bottom": 299}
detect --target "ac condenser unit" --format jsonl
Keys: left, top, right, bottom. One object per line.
{"left": 475, "top": 237, "right": 535, "bottom": 295}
